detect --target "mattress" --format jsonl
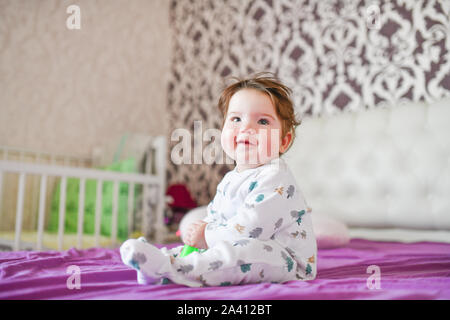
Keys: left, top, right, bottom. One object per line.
{"left": 1, "top": 239, "right": 449, "bottom": 300}
{"left": 348, "top": 228, "right": 450, "bottom": 243}
{"left": 0, "top": 231, "right": 116, "bottom": 251}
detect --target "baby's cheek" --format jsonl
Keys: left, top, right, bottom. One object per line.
{"left": 257, "top": 129, "right": 280, "bottom": 160}
{"left": 221, "top": 129, "right": 236, "bottom": 157}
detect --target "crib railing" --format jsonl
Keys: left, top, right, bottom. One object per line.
{"left": 0, "top": 159, "right": 164, "bottom": 251}
{"left": 0, "top": 145, "right": 92, "bottom": 167}
{"left": 0, "top": 146, "right": 93, "bottom": 234}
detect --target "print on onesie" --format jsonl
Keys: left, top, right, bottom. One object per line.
{"left": 120, "top": 158, "right": 317, "bottom": 287}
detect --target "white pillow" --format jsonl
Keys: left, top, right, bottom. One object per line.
{"left": 179, "top": 207, "right": 350, "bottom": 249}
{"left": 179, "top": 206, "right": 208, "bottom": 240}
{"left": 311, "top": 213, "right": 350, "bottom": 249}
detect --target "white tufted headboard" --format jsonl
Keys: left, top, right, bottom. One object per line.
{"left": 283, "top": 98, "right": 450, "bottom": 231}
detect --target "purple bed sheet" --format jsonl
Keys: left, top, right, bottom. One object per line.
{"left": 1, "top": 239, "right": 449, "bottom": 300}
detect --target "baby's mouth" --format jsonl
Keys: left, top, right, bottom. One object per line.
{"left": 236, "top": 137, "right": 257, "bottom": 146}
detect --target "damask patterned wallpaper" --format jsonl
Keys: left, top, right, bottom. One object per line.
{"left": 168, "top": 0, "right": 450, "bottom": 206}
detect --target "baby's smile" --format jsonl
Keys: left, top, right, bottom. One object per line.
{"left": 236, "top": 135, "right": 258, "bottom": 147}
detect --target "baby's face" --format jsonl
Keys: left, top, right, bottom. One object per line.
{"left": 221, "top": 88, "right": 289, "bottom": 172}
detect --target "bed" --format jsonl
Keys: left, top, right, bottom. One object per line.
{"left": 1, "top": 99, "right": 449, "bottom": 300}
{"left": 1, "top": 239, "right": 449, "bottom": 299}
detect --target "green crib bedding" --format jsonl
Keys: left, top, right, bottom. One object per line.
{"left": 47, "top": 158, "right": 140, "bottom": 241}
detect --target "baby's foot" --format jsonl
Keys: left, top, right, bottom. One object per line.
{"left": 120, "top": 237, "right": 172, "bottom": 284}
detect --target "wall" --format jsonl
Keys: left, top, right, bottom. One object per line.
{"left": 0, "top": 0, "right": 171, "bottom": 158}
{"left": 167, "top": 0, "right": 450, "bottom": 205}
{"left": 0, "top": 0, "right": 171, "bottom": 231}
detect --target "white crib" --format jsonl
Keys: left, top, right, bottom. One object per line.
{"left": 0, "top": 136, "right": 169, "bottom": 251}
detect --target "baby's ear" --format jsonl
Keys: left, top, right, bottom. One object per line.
{"left": 280, "top": 131, "right": 293, "bottom": 153}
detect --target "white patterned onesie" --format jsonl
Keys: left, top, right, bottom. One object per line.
{"left": 120, "top": 158, "right": 317, "bottom": 287}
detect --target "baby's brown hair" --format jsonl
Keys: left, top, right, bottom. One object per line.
{"left": 218, "top": 72, "right": 301, "bottom": 154}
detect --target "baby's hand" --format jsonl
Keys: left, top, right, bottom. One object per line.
{"left": 183, "top": 220, "right": 208, "bottom": 249}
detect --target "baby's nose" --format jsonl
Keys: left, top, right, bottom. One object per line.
{"left": 239, "top": 121, "right": 256, "bottom": 134}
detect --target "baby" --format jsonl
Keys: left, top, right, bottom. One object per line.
{"left": 120, "top": 73, "right": 317, "bottom": 287}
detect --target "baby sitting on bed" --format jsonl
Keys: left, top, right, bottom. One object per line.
{"left": 120, "top": 73, "right": 317, "bottom": 287}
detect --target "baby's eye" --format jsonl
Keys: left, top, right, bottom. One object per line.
{"left": 258, "top": 118, "right": 270, "bottom": 125}
{"left": 230, "top": 116, "right": 241, "bottom": 122}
